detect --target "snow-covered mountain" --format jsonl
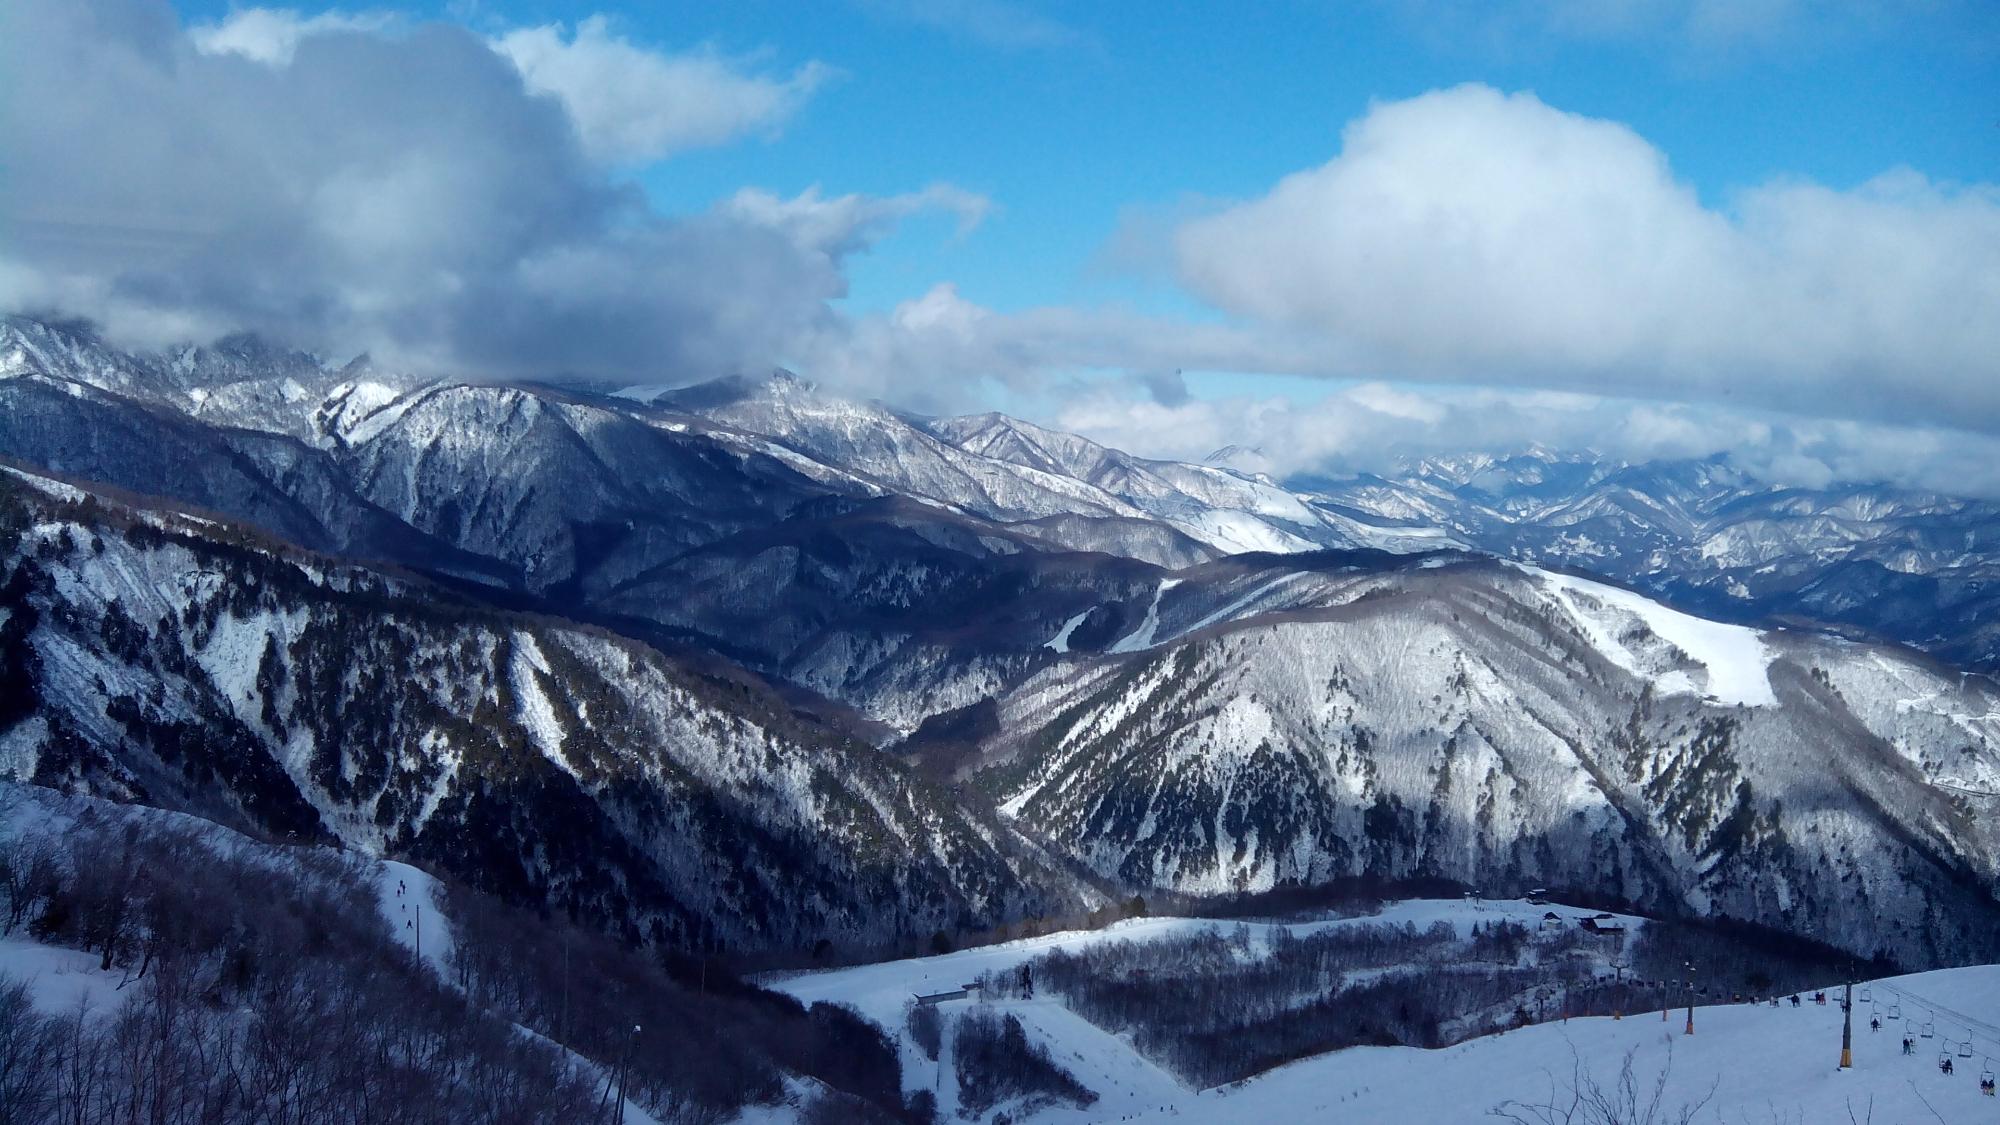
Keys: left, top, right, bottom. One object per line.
{"left": 1299, "top": 448, "right": 2000, "bottom": 672}
{"left": 645, "top": 372, "right": 1354, "bottom": 563}
{"left": 0, "top": 464, "right": 1078, "bottom": 955}
{"left": 7, "top": 314, "right": 2000, "bottom": 973}
{"left": 8, "top": 315, "right": 1996, "bottom": 673}
{"left": 959, "top": 551, "right": 2000, "bottom": 965}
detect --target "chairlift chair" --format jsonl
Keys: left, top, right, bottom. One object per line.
{"left": 1960, "top": 1037, "right": 1975, "bottom": 1059}
{"left": 1887, "top": 1001, "right": 1903, "bottom": 1019}
{"left": 1980, "top": 1057, "right": 1995, "bottom": 1085}
{"left": 1859, "top": 986, "right": 1872, "bottom": 1002}
{"left": 1922, "top": 1016, "right": 1937, "bottom": 1038}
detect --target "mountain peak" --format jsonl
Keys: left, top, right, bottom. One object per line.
{"left": 650, "top": 368, "right": 830, "bottom": 414}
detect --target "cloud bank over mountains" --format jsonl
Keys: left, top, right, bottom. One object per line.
{"left": 1052, "top": 378, "right": 2000, "bottom": 501}
{"left": 0, "top": 0, "right": 929, "bottom": 383}
{"left": 1, "top": 1, "right": 1995, "bottom": 493}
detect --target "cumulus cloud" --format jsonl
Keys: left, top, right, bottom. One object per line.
{"left": 0, "top": 0, "right": 941, "bottom": 383}
{"left": 1170, "top": 84, "right": 2000, "bottom": 430}
{"left": 793, "top": 282, "right": 1327, "bottom": 410}
{"left": 9, "top": 1, "right": 1994, "bottom": 483}
{"left": 492, "top": 16, "right": 833, "bottom": 165}
{"left": 719, "top": 184, "right": 990, "bottom": 261}
{"left": 190, "top": 7, "right": 396, "bottom": 65}
{"left": 193, "top": 9, "right": 830, "bottom": 165}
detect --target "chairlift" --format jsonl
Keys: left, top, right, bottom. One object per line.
{"left": 1980, "top": 1057, "right": 1995, "bottom": 1085}
{"left": 1960, "top": 1036, "right": 1975, "bottom": 1060}
{"left": 1887, "top": 1001, "right": 1903, "bottom": 1019}
{"left": 1859, "top": 985, "right": 1872, "bottom": 1003}
{"left": 1922, "top": 1016, "right": 1936, "bottom": 1039}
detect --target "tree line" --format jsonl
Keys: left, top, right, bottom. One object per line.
{"left": 985, "top": 919, "right": 1628, "bottom": 1088}
{"left": 0, "top": 800, "right": 932, "bottom": 1124}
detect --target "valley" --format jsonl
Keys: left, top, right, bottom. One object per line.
{"left": 3, "top": 318, "right": 1999, "bottom": 1121}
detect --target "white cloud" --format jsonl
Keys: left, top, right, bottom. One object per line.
{"left": 1170, "top": 84, "right": 2000, "bottom": 430}
{"left": 190, "top": 8, "right": 395, "bottom": 65}
{"left": 1046, "top": 379, "right": 2000, "bottom": 500}
{"left": 492, "top": 16, "right": 833, "bottom": 165}
{"left": 0, "top": 0, "right": 926, "bottom": 384}
{"left": 191, "top": 10, "right": 832, "bottom": 166}
{"left": 794, "top": 282, "right": 1325, "bottom": 409}
{"left": 719, "top": 184, "right": 990, "bottom": 262}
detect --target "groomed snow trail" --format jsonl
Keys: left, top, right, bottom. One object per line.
{"left": 771, "top": 900, "right": 2000, "bottom": 1124}
{"left": 1529, "top": 566, "right": 1779, "bottom": 707}
{"left": 1109, "top": 578, "right": 1183, "bottom": 654}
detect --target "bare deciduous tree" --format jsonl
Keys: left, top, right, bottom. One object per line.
{"left": 1489, "top": 1043, "right": 1717, "bottom": 1125}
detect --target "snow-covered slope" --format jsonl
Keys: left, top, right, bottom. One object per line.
{"left": 649, "top": 373, "right": 1392, "bottom": 562}
{"left": 0, "top": 465, "right": 1078, "bottom": 954}
{"left": 9, "top": 315, "right": 2000, "bottom": 984}
{"left": 776, "top": 898, "right": 2000, "bottom": 1124}
{"left": 0, "top": 782, "right": 918, "bottom": 1125}
{"left": 774, "top": 897, "right": 1635, "bottom": 1121}
{"left": 1302, "top": 448, "right": 2000, "bottom": 671}
{"left": 929, "top": 412, "right": 1345, "bottom": 555}
{"left": 975, "top": 556, "right": 2000, "bottom": 965}
{"left": 1161, "top": 963, "right": 2000, "bottom": 1124}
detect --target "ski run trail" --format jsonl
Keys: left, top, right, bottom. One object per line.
{"left": 772, "top": 897, "right": 2000, "bottom": 1124}
{"left": 10, "top": 853, "right": 2000, "bottom": 1123}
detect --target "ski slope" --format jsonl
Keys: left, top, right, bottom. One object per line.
{"left": 1527, "top": 565, "right": 1779, "bottom": 707}
{"left": 770, "top": 899, "right": 2000, "bottom": 1124}
{"left": 769, "top": 898, "right": 1643, "bottom": 1122}
{"left": 1140, "top": 964, "right": 2000, "bottom": 1123}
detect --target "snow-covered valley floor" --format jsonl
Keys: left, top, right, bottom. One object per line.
{"left": 770, "top": 899, "right": 2000, "bottom": 1123}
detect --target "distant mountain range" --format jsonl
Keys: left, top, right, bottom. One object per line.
{"left": 4, "top": 314, "right": 1999, "bottom": 966}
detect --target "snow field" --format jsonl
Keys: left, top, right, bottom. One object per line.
{"left": 0, "top": 936, "right": 127, "bottom": 1019}
{"left": 1527, "top": 565, "right": 1779, "bottom": 707}
{"left": 775, "top": 901, "right": 2000, "bottom": 1123}
{"left": 1108, "top": 579, "right": 1183, "bottom": 654}
{"left": 1142, "top": 964, "right": 2000, "bottom": 1124}
{"left": 769, "top": 899, "right": 1647, "bottom": 1123}
{"left": 376, "top": 859, "right": 455, "bottom": 980}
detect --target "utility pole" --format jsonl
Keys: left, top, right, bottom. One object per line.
{"left": 1841, "top": 978, "right": 1854, "bottom": 1069}
{"left": 1685, "top": 961, "right": 1696, "bottom": 1036}
{"left": 1612, "top": 959, "right": 1627, "bottom": 1020}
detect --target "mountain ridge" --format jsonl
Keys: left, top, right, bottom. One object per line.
{"left": 6, "top": 315, "right": 2000, "bottom": 971}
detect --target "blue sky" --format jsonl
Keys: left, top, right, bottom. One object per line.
{"left": 166, "top": 0, "right": 1998, "bottom": 319}
{"left": 7, "top": 1, "right": 2000, "bottom": 490}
